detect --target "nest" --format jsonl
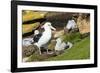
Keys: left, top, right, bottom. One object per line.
{"left": 22, "top": 44, "right": 38, "bottom": 57}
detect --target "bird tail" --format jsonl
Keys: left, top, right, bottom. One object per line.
{"left": 34, "top": 43, "right": 39, "bottom": 47}
{"left": 34, "top": 43, "right": 42, "bottom": 55}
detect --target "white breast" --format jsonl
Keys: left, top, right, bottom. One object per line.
{"left": 55, "top": 38, "right": 67, "bottom": 51}
{"left": 66, "top": 20, "right": 77, "bottom": 29}
{"left": 55, "top": 38, "right": 62, "bottom": 51}
{"left": 37, "top": 26, "right": 52, "bottom": 47}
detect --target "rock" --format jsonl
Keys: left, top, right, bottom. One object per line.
{"left": 22, "top": 22, "right": 40, "bottom": 34}
{"left": 76, "top": 14, "right": 90, "bottom": 34}
{"left": 22, "top": 11, "right": 47, "bottom": 22}
{"left": 54, "top": 30, "right": 64, "bottom": 38}
{"left": 22, "top": 38, "right": 33, "bottom": 46}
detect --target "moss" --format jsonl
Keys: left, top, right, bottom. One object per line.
{"left": 61, "top": 32, "right": 81, "bottom": 43}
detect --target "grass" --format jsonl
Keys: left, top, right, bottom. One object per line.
{"left": 47, "top": 36, "right": 90, "bottom": 61}
{"left": 26, "top": 36, "right": 90, "bottom": 62}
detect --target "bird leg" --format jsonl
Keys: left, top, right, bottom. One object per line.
{"left": 46, "top": 49, "right": 49, "bottom": 54}
{"left": 38, "top": 47, "right": 42, "bottom": 55}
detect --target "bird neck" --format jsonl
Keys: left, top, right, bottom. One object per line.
{"left": 44, "top": 26, "right": 52, "bottom": 33}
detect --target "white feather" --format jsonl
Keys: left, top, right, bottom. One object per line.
{"left": 34, "top": 22, "right": 56, "bottom": 54}
{"left": 55, "top": 38, "right": 72, "bottom": 51}
{"left": 66, "top": 20, "right": 77, "bottom": 29}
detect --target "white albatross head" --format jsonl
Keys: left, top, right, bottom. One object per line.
{"left": 41, "top": 22, "right": 56, "bottom": 31}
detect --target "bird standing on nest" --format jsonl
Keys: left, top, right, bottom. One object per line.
{"left": 34, "top": 22, "right": 56, "bottom": 55}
